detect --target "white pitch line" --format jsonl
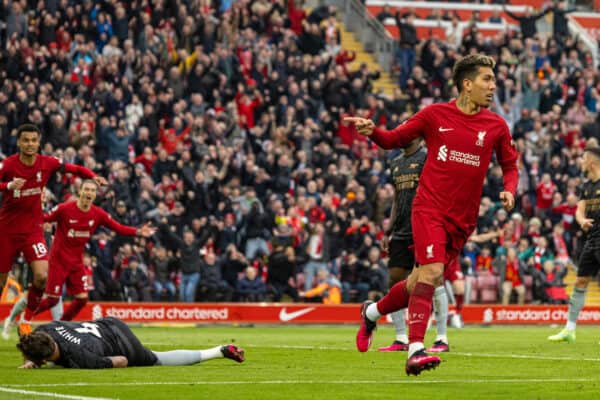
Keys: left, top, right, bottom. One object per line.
{"left": 143, "top": 343, "right": 600, "bottom": 362}
{"left": 242, "top": 344, "right": 600, "bottom": 362}
{"left": 0, "top": 386, "right": 116, "bottom": 400}
{"left": 5, "top": 378, "right": 600, "bottom": 388}
{"left": 451, "top": 351, "right": 600, "bottom": 362}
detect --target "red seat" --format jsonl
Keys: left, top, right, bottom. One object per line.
{"left": 477, "top": 275, "right": 498, "bottom": 303}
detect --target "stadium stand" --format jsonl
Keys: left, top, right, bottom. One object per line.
{"left": 0, "top": 0, "right": 599, "bottom": 306}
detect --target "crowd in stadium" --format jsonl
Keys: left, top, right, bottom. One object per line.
{"left": 1, "top": 0, "right": 599, "bottom": 305}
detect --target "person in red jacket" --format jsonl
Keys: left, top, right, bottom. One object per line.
{"left": 288, "top": 0, "right": 307, "bottom": 35}
{"left": 535, "top": 173, "right": 557, "bottom": 217}
{"left": 236, "top": 83, "right": 262, "bottom": 129}
{"left": 158, "top": 116, "right": 191, "bottom": 155}
{"left": 345, "top": 54, "right": 519, "bottom": 375}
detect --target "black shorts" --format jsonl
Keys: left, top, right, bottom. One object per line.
{"left": 388, "top": 239, "right": 415, "bottom": 270}
{"left": 577, "top": 240, "right": 600, "bottom": 277}
{"left": 100, "top": 317, "right": 157, "bottom": 367}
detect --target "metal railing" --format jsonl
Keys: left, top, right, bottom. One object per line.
{"left": 321, "top": 0, "right": 395, "bottom": 72}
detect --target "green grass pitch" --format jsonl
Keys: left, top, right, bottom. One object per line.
{"left": 1, "top": 324, "right": 600, "bottom": 399}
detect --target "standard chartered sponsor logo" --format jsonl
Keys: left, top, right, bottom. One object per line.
{"left": 437, "top": 145, "right": 481, "bottom": 167}
{"left": 448, "top": 150, "right": 480, "bottom": 167}
{"left": 493, "top": 308, "right": 600, "bottom": 322}
{"left": 14, "top": 187, "right": 42, "bottom": 198}
{"left": 67, "top": 229, "right": 91, "bottom": 238}
{"left": 104, "top": 306, "right": 229, "bottom": 320}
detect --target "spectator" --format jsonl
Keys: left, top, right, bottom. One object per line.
{"left": 243, "top": 201, "right": 270, "bottom": 260}
{"left": 198, "top": 252, "right": 234, "bottom": 302}
{"left": 376, "top": 4, "right": 394, "bottom": 23}
{"left": 497, "top": 247, "right": 527, "bottom": 305}
{"left": 159, "top": 226, "right": 204, "bottom": 303}
{"left": 120, "top": 257, "right": 152, "bottom": 302}
{"left": 301, "top": 222, "right": 331, "bottom": 291}
{"left": 236, "top": 266, "right": 267, "bottom": 302}
{"left": 6, "top": 2, "right": 27, "bottom": 39}
{"left": 364, "top": 247, "right": 388, "bottom": 300}
{"left": 475, "top": 246, "right": 494, "bottom": 275}
{"left": 340, "top": 252, "right": 370, "bottom": 303}
{"left": 299, "top": 269, "right": 342, "bottom": 304}
{"left": 503, "top": 5, "right": 550, "bottom": 39}
{"left": 536, "top": 173, "right": 557, "bottom": 217}
{"left": 549, "top": 1, "right": 577, "bottom": 42}
{"left": 221, "top": 244, "right": 249, "bottom": 290}
{"left": 150, "top": 246, "right": 177, "bottom": 301}
{"left": 394, "top": 11, "right": 418, "bottom": 88}
{"left": 267, "top": 245, "right": 299, "bottom": 302}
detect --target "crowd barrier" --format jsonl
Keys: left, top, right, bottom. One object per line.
{"left": 3, "top": 302, "right": 600, "bottom": 325}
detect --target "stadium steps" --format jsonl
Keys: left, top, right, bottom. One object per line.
{"left": 564, "top": 268, "right": 600, "bottom": 305}
{"left": 339, "top": 27, "right": 397, "bottom": 97}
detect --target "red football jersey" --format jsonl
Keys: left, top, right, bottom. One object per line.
{"left": 44, "top": 201, "right": 137, "bottom": 266}
{"left": 0, "top": 154, "right": 96, "bottom": 234}
{"left": 371, "top": 100, "right": 519, "bottom": 231}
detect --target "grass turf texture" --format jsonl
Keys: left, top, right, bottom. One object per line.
{"left": 1, "top": 325, "right": 600, "bottom": 399}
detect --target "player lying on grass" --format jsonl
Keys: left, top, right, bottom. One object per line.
{"left": 17, "top": 317, "right": 245, "bottom": 369}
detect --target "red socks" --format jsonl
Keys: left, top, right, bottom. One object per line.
{"left": 377, "top": 280, "right": 410, "bottom": 315}
{"left": 61, "top": 298, "right": 88, "bottom": 321}
{"left": 408, "top": 282, "right": 435, "bottom": 344}
{"left": 34, "top": 297, "right": 60, "bottom": 316}
{"left": 23, "top": 284, "right": 44, "bottom": 321}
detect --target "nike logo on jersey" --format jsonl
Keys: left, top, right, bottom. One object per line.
{"left": 438, "top": 127, "right": 454, "bottom": 132}
{"left": 69, "top": 219, "right": 78, "bottom": 224}
{"left": 278, "top": 307, "right": 315, "bottom": 322}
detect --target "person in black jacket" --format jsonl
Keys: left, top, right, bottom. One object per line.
{"left": 504, "top": 5, "right": 550, "bottom": 39}
{"left": 159, "top": 223, "right": 207, "bottom": 302}
{"left": 395, "top": 11, "right": 419, "bottom": 89}
{"left": 236, "top": 266, "right": 267, "bottom": 302}
{"left": 340, "top": 252, "right": 370, "bottom": 302}
{"left": 120, "top": 256, "right": 152, "bottom": 302}
{"left": 243, "top": 201, "right": 270, "bottom": 260}
{"left": 150, "top": 246, "right": 176, "bottom": 301}
{"left": 267, "top": 245, "right": 299, "bottom": 302}
{"left": 198, "top": 252, "right": 234, "bottom": 302}
{"left": 221, "top": 244, "right": 249, "bottom": 290}
{"left": 549, "top": 1, "right": 577, "bottom": 42}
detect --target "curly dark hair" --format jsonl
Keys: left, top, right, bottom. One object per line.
{"left": 16, "top": 332, "right": 55, "bottom": 366}
{"left": 452, "top": 54, "right": 496, "bottom": 92}
{"left": 16, "top": 123, "right": 42, "bottom": 139}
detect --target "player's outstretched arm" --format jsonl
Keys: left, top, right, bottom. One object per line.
{"left": 61, "top": 163, "right": 96, "bottom": 179}
{"left": 102, "top": 209, "right": 156, "bottom": 237}
{"left": 344, "top": 114, "right": 425, "bottom": 150}
{"left": 59, "top": 160, "right": 108, "bottom": 186}
{"left": 343, "top": 117, "right": 375, "bottom": 136}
